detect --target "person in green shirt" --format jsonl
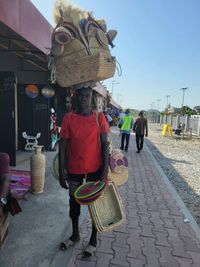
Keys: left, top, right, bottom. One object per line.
{"left": 119, "top": 109, "right": 133, "bottom": 151}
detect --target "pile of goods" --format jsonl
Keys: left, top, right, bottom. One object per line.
{"left": 49, "top": 0, "right": 117, "bottom": 88}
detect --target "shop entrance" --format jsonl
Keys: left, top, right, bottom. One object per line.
{"left": 0, "top": 72, "right": 16, "bottom": 166}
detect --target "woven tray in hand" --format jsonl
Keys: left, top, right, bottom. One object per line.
{"left": 89, "top": 181, "right": 126, "bottom": 232}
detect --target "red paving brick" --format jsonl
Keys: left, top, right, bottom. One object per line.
{"left": 66, "top": 130, "right": 200, "bottom": 267}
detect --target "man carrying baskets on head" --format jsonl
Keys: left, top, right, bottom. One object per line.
{"left": 58, "top": 86, "right": 109, "bottom": 258}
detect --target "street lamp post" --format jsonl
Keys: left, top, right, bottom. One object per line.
{"left": 111, "top": 80, "right": 119, "bottom": 98}
{"left": 157, "top": 99, "right": 161, "bottom": 111}
{"left": 165, "top": 95, "right": 170, "bottom": 123}
{"left": 166, "top": 95, "right": 170, "bottom": 109}
{"left": 157, "top": 99, "right": 161, "bottom": 123}
{"left": 150, "top": 102, "right": 155, "bottom": 122}
{"left": 117, "top": 93, "right": 122, "bottom": 104}
{"left": 180, "top": 87, "right": 188, "bottom": 108}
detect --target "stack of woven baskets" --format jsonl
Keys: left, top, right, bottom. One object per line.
{"left": 49, "top": 1, "right": 117, "bottom": 88}
{"left": 74, "top": 180, "right": 106, "bottom": 205}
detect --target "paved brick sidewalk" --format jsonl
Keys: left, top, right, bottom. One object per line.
{"left": 66, "top": 130, "right": 200, "bottom": 267}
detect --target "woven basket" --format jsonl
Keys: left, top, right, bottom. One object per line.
{"left": 109, "top": 151, "right": 128, "bottom": 174}
{"left": 74, "top": 181, "right": 105, "bottom": 200}
{"left": 55, "top": 51, "right": 116, "bottom": 87}
{"left": 111, "top": 149, "right": 123, "bottom": 157}
{"left": 108, "top": 168, "right": 128, "bottom": 186}
{"left": 89, "top": 181, "right": 126, "bottom": 232}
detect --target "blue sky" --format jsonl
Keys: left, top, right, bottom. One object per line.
{"left": 31, "top": 0, "right": 200, "bottom": 111}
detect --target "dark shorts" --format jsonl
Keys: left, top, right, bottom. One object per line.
{"left": 68, "top": 170, "right": 101, "bottom": 197}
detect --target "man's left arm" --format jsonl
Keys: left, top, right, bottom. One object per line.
{"left": 145, "top": 119, "right": 148, "bottom": 137}
{"left": 131, "top": 118, "right": 134, "bottom": 130}
{"left": 100, "top": 133, "right": 109, "bottom": 180}
{"left": 118, "top": 117, "right": 122, "bottom": 128}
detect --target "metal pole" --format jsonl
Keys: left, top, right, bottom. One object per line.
{"left": 111, "top": 80, "right": 119, "bottom": 98}
{"left": 117, "top": 93, "right": 122, "bottom": 104}
{"left": 157, "top": 99, "right": 161, "bottom": 123}
{"left": 180, "top": 87, "right": 188, "bottom": 108}
{"left": 165, "top": 95, "right": 170, "bottom": 123}
{"left": 166, "top": 95, "right": 170, "bottom": 109}
{"left": 157, "top": 99, "right": 161, "bottom": 111}
{"left": 111, "top": 80, "right": 115, "bottom": 97}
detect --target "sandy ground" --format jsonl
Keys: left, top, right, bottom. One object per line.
{"left": 145, "top": 123, "right": 200, "bottom": 225}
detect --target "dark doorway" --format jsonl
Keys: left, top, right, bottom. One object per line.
{"left": 0, "top": 72, "right": 16, "bottom": 166}
{"left": 17, "top": 85, "right": 52, "bottom": 151}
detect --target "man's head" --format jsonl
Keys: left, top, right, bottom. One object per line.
{"left": 139, "top": 110, "right": 144, "bottom": 117}
{"left": 125, "top": 109, "right": 130, "bottom": 115}
{"left": 76, "top": 87, "right": 92, "bottom": 110}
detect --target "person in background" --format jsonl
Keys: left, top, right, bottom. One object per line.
{"left": 50, "top": 108, "right": 57, "bottom": 150}
{"left": 59, "top": 87, "right": 109, "bottom": 258}
{"left": 133, "top": 110, "right": 148, "bottom": 153}
{"left": 103, "top": 109, "right": 113, "bottom": 127}
{"left": 118, "top": 109, "right": 133, "bottom": 151}
{"left": 119, "top": 109, "right": 125, "bottom": 121}
{"left": 107, "top": 113, "right": 113, "bottom": 127}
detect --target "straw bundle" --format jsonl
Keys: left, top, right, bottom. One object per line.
{"left": 54, "top": 0, "right": 90, "bottom": 27}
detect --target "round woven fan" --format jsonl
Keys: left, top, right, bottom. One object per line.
{"left": 83, "top": 20, "right": 99, "bottom": 36}
{"left": 108, "top": 168, "right": 128, "bottom": 186}
{"left": 96, "top": 19, "right": 107, "bottom": 32}
{"left": 89, "top": 36, "right": 101, "bottom": 55}
{"left": 74, "top": 181, "right": 105, "bottom": 200}
{"left": 62, "top": 22, "right": 80, "bottom": 39}
{"left": 54, "top": 26, "right": 73, "bottom": 45}
{"left": 109, "top": 154, "right": 128, "bottom": 174}
{"left": 107, "top": 30, "right": 117, "bottom": 42}
{"left": 96, "top": 29, "right": 109, "bottom": 47}
{"left": 25, "top": 84, "right": 39, "bottom": 99}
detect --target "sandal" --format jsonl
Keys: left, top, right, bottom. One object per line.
{"left": 59, "top": 238, "right": 80, "bottom": 251}
{"left": 82, "top": 244, "right": 96, "bottom": 258}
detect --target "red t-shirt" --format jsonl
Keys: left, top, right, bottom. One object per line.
{"left": 60, "top": 111, "right": 109, "bottom": 174}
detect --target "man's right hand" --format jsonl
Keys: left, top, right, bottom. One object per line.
{"left": 59, "top": 177, "right": 69, "bottom": 189}
{"left": 0, "top": 206, "right": 3, "bottom": 218}
{"left": 59, "top": 172, "right": 69, "bottom": 190}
